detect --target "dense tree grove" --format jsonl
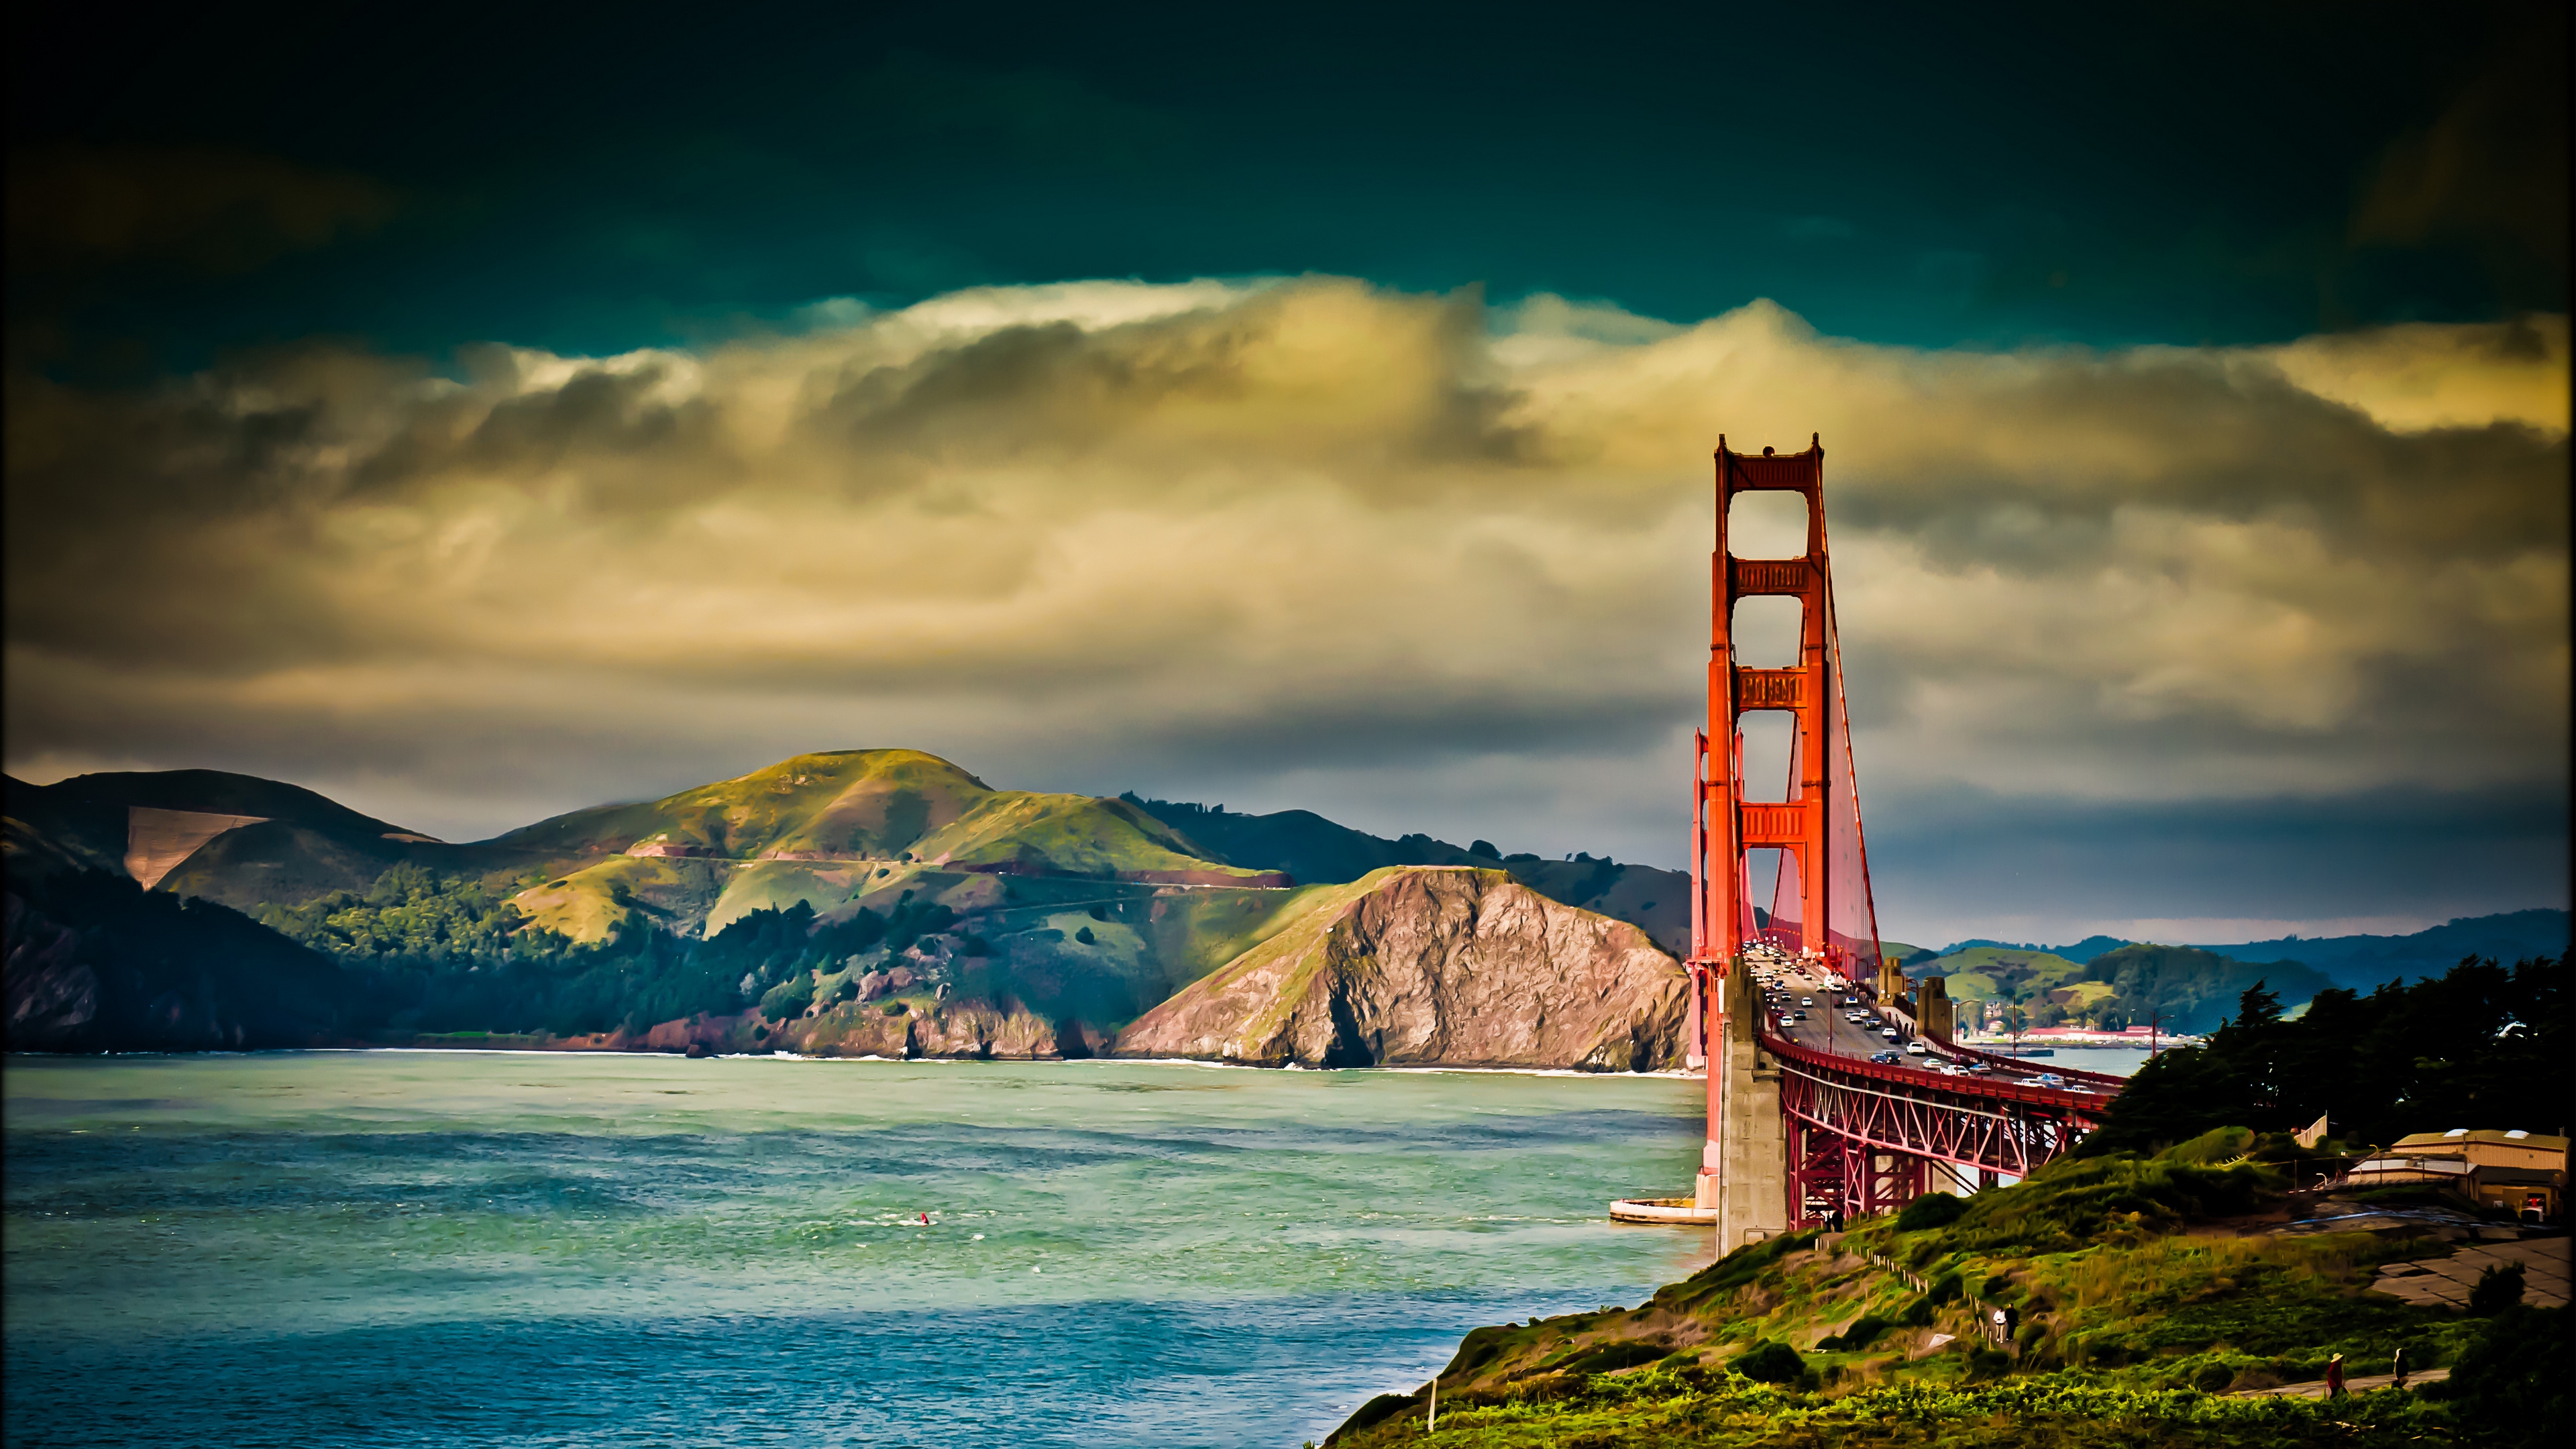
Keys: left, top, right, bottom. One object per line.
{"left": 5, "top": 864, "right": 348, "bottom": 1049}
{"left": 246, "top": 867, "right": 964, "bottom": 1038}
{"left": 2082, "top": 953, "right": 2572, "bottom": 1155}
{"left": 2074, "top": 945, "right": 2332, "bottom": 1034}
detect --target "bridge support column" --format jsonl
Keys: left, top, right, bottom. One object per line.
{"left": 1694, "top": 957, "right": 1790, "bottom": 1247}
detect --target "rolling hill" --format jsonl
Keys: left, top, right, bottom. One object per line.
{"left": 1122, "top": 794, "right": 1692, "bottom": 957}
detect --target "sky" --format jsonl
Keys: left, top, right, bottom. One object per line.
{"left": 5, "top": 1, "right": 2567, "bottom": 947}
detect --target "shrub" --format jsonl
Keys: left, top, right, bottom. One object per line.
{"left": 1733, "top": 1340, "right": 1805, "bottom": 1384}
{"left": 1898, "top": 1193, "right": 1966, "bottom": 1231}
{"left": 2425, "top": 1303, "right": 2571, "bottom": 1447}
{"left": 1927, "top": 1271, "right": 1964, "bottom": 1305}
{"left": 1657, "top": 1230, "right": 1820, "bottom": 1307}
{"left": 1980, "top": 1273, "right": 2015, "bottom": 1301}
{"left": 1825, "top": 1315, "right": 1892, "bottom": 1352}
{"left": 882, "top": 1001, "right": 909, "bottom": 1016}
{"left": 2468, "top": 1262, "right": 2527, "bottom": 1316}
{"left": 759, "top": 975, "right": 814, "bottom": 1021}
{"left": 1075, "top": 926, "right": 1097, "bottom": 945}
{"left": 2192, "top": 1362, "right": 2234, "bottom": 1393}
{"left": 1562, "top": 1342, "right": 1667, "bottom": 1376}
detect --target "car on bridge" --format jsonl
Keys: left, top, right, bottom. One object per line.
{"left": 1869, "top": 1050, "right": 1901, "bottom": 1063}
{"left": 1905, "top": 1041, "right": 1928, "bottom": 1056}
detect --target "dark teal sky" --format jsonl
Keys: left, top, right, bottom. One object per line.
{"left": 5, "top": 1, "right": 2567, "bottom": 945}
{"left": 9, "top": 0, "right": 2566, "bottom": 374}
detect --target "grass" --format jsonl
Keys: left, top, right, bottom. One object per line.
{"left": 1328, "top": 1366, "right": 2467, "bottom": 1448}
{"left": 500, "top": 749, "right": 1277, "bottom": 944}
{"left": 1329, "top": 1134, "right": 2495, "bottom": 1448}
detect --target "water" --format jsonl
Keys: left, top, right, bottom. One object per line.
{"left": 3, "top": 1053, "right": 1713, "bottom": 1449}
{"left": 2008, "top": 1046, "right": 2148, "bottom": 1078}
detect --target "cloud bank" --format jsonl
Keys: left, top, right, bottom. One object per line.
{"left": 5, "top": 279, "right": 2565, "bottom": 941}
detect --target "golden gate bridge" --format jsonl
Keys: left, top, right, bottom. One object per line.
{"left": 1617, "top": 435, "right": 2127, "bottom": 1244}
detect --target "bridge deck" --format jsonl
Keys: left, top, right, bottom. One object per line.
{"left": 1747, "top": 957, "right": 2123, "bottom": 1116}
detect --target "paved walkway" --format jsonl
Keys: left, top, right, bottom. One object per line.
{"left": 2237, "top": 1368, "right": 2451, "bottom": 1399}
{"left": 2371, "top": 1236, "right": 2571, "bottom": 1309}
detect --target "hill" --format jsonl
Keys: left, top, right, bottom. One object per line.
{"left": 490, "top": 751, "right": 1283, "bottom": 945}
{"left": 2193, "top": 911, "right": 2570, "bottom": 992}
{"left": 6, "top": 753, "right": 1682, "bottom": 1066}
{"left": 1915, "top": 943, "right": 2332, "bottom": 1034}
{"left": 1925, "top": 916, "right": 2571, "bottom": 1000}
{"left": 1112, "top": 866, "right": 1688, "bottom": 1069}
{"left": 5, "top": 862, "right": 349, "bottom": 1051}
{"left": 1329, "top": 1129, "right": 2557, "bottom": 1448}
{"left": 1936, "top": 934, "right": 2136, "bottom": 961}
{"left": 1122, "top": 794, "right": 1691, "bottom": 957}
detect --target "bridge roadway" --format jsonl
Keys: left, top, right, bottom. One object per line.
{"left": 1748, "top": 952, "right": 2124, "bottom": 1093}
{"left": 1740, "top": 950, "right": 2127, "bottom": 1190}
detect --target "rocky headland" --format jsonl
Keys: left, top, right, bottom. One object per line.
{"left": 1113, "top": 865, "right": 1690, "bottom": 1070}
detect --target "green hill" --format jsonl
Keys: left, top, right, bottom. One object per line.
{"left": 1911, "top": 943, "right": 2334, "bottom": 1034}
{"left": 1330, "top": 1130, "right": 2544, "bottom": 1449}
{"left": 1122, "top": 794, "right": 1691, "bottom": 957}
{"left": 485, "top": 749, "right": 994, "bottom": 861}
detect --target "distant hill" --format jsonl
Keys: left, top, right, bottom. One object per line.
{"left": 1910, "top": 942, "right": 2336, "bottom": 1035}
{"left": 7, "top": 751, "right": 1677, "bottom": 1062}
{"left": 2191, "top": 910, "right": 2569, "bottom": 991}
{"left": 1919, "top": 914, "right": 2569, "bottom": 1020}
{"left": 5, "top": 862, "right": 349, "bottom": 1051}
{"left": 2077, "top": 944, "right": 2332, "bottom": 1035}
{"left": 1122, "top": 794, "right": 1691, "bottom": 957}
{"left": 1935, "top": 934, "right": 2134, "bottom": 961}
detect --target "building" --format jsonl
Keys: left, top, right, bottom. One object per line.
{"left": 2374, "top": 1129, "right": 2569, "bottom": 1221}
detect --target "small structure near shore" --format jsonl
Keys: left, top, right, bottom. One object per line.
{"left": 1609, "top": 1195, "right": 1720, "bottom": 1225}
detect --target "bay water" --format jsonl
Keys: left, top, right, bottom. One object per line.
{"left": 3, "top": 1053, "right": 1716, "bottom": 1449}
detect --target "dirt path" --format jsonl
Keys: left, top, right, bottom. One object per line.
{"left": 2235, "top": 1367, "right": 2451, "bottom": 1399}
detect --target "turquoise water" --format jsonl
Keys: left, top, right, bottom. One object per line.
{"left": 3, "top": 1053, "right": 1713, "bottom": 1448}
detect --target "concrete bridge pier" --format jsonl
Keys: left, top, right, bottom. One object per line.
{"left": 1693, "top": 957, "right": 1791, "bottom": 1248}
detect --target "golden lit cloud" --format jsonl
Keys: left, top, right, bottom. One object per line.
{"left": 5, "top": 279, "right": 2566, "bottom": 869}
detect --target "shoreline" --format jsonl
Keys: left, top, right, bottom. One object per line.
{"left": 5, "top": 1046, "right": 1705, "bottom": 1079}
{"left": 1959, "top": 1035, "right": 2203, "bottom": 1051}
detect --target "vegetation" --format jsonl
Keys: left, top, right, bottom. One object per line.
{"left": 1326, "top": 1360, "right": 2531, "bottom": 1448}
{"left": 1924, "top": 943, "right": 2334, "bottom": 1034}
{"left": 236, "top": 862, "right": 969, "bottom": 1039}
{"left": 3, "top": 863, "right": 347, "bottom": 1049}
{"left": 1329, "top": 1126, "right": 2567, "bottom": 1449}
{"left": 2081, "top": 953, "right": 2571, "bottom": 1154}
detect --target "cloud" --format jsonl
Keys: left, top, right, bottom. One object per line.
{"left": 4, "top": 279, "right": 2567, "bottom": 936}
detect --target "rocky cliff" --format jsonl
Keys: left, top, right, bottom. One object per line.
{"left": 1112, "top": 866, "right": 1689, "bottom": 1071}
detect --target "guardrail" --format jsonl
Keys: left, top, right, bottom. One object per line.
{"left": 1936, "top": 1038, "right": 2131, "bottom": 1091}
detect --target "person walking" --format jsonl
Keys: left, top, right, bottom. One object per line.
{"left": 2391, "top": 1346, "right": 2407, "bottom": 1390}
{"left": 2325, "top": 1352, "right": 2345, "bottom": 1398}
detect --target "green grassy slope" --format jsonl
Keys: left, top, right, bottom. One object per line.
{"left": 1330, "top": 1130, "right": 2514, "bottom": 1449}
{"left": 488, "top": 751, "right": 1268, "bottom": 943}
{"left": 483, "top": 749, "right": 995, "bottom": 859}
{"left": 909, "top": 792, "right": 1263, "bottom": 879}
